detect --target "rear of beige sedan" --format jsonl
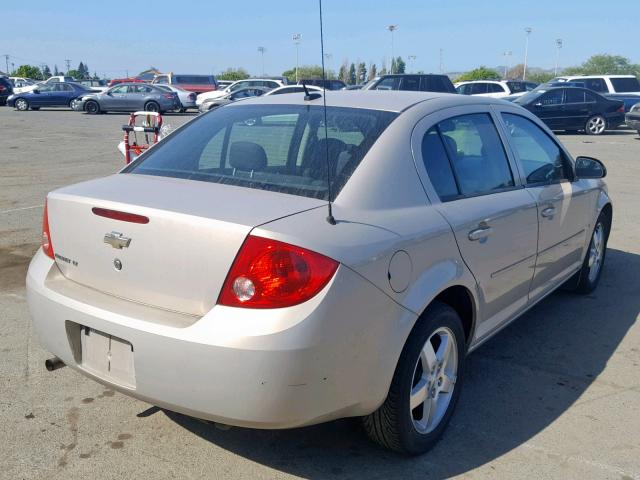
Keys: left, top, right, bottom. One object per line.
{"left": 26, "top": 91, "right": 611, "bottom": 455}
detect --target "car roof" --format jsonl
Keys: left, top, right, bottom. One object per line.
{"left": 227, "top": 90, "right": 503, "bottom": 113}
{"left": 558, "top": 74, "right": 636, "bottom": 79}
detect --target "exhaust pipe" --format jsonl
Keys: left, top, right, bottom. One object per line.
{"left": 45, "top": 357, "right": 66, "bottom": 371}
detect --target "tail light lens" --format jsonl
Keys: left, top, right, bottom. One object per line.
{"left": 163, "top": 93, "right": 174, "bottom": 99}
{"left": 189, "top": 93, "right": 196, "bottom": 100}
{"left": 218, "top": 235, "right": 339, "bottom": 309}
{"left": 0, "top": 85, "right": 5, "bottom": 92}
{"left": 42, "top": 200, "right": 55, "bottom": 259}
{"left": 618, "top": 105, "right": 625, "bottom": 113}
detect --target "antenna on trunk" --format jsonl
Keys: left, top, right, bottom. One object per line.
{"left": 318, "top": 0, "right": 336, "bottom": 225}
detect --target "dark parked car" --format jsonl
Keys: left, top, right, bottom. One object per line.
{"left": 7, "top": 82, "right": 91, "bottom": 111}
{"left": 625, "top": 102, "right": 640, "bottom": 135}
{"left": 297, "top": 79, "right": 346, "bottom": 90}
{"left": 0, "top": 77, "right": 14, "bottom": 105}
{"left": 364, "top": 74, "right": 457, "bottom": 93}
{"left": 76, "top": 83, "right": 180, "bottom": 114}
{"left": 514, "top": 87, "right": 625, "bottom": 135}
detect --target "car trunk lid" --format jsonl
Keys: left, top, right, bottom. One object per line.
{"left": 47, "top": 173, "right": 323, "bottom": 316}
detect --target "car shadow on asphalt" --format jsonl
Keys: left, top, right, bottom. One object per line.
{"left": 163, "top": 247, "right": 639, "bottom": 479}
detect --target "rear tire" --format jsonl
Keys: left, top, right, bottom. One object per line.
{"left": 573, "top": 211, "right": 610, "bottom": 293}
{"left": 144, "top": 101, "right": 160, "bottom": 113}
{"left": 363, "top": 302, "right": 466, "bottom": 455}
{"left": 585, "top": 115, "right": 606, "bottom": 135}
{"left": 85, "top": 100, "right": 100, "bottom": 114}
{"left": 14, "top": 98, "right": 29, "bottom": 111}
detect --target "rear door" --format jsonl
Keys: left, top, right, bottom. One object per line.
{"left": 498, "top": 110, "right": 590, "bottom": 301}
{"left": 412, "top": 107, "right": 538, "bottom": 339}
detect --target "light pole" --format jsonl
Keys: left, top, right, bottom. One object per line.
{"left": 386, "top": 25, "right": 398, "bottom": 73}
{"left": 439, "top": 48, "right": 444, "bottom": 74}
{"left": 324, "top": 53, "right": 332, "bottom": 76}
{"left": 257, "top": 46, "right": 266, "bottom": 76}
{"left": 554, "top": 38, "right": 563, "bottom": 76}
{"left": 502, "top": 51, "right": 512, "bottom": 78}
{"left": 523, "top": 27, "right": 532, "bottom": 81}
{"left": 65, "top": 59, "right": 71, "bottom": 74}
{"left": 408, "top": 55, "right": 416, "bottom": 73}
{"left": 292, "top": 33, "right": 301, "bottom": 82}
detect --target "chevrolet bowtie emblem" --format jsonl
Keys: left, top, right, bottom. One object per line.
{"left": 104, "top": 231, "right": 131, "bottom": 249}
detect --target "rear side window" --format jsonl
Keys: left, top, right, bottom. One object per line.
{"left": 422, "top": 113, "right": 514, "bottom": 199}
{"left": 470, "top": 83, "right": 488, "bottom": 94}
{"left": 501, "top": 113, "right": 569, "bottom": 184}
{"left": 424, "top": 76, "right": 455, "bottom": 93}
{"left": 487, "top": 83, "right": 505, "bottom": 93}
{"left": 565, "top": 89, "right": 586, "bottom": 103}
{"left": 125, "top": 105, "right": 397, "bottom": 201}
{"left": 610, "top": 77, "right": 640, "bottom": 92}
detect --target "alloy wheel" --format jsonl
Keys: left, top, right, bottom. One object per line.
{"left": 410, "top": 327, "right": 458, "bottom": 434}
{"left": 587, "top": 223, "right": 605, "bottom": 283}
{"left": 15, "top": 99, "right": 28, "bottom": 111}
{"left": 587, "top": 116, "right": 606, "bottom": 135}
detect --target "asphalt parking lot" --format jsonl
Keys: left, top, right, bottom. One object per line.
{"left": 1, "top": 107, "right": 639, "bottom": 480}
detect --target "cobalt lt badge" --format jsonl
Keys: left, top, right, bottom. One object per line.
{"left": 113, "top": 258, "right": 123, "bottom": 271}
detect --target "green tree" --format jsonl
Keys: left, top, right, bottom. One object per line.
{"left": 77, "top": 62, "right": 87, "bottom": 79}
{"left": 563, "top": 54, "right": 640, "bottom": 76}
{"left": 455, "top": 66, "right": 501, "bottom": 82}
{"left": 506, "top": 64, "right": 525, "bottom": 80}
{"left": 218, "top": 68, "right": 250, "bottom": 81}
{"left": 368, "top": 63, "right": 377, "bottom": 81}
{"left": 338, "top": 62, "right": 349, "bottom": 84}
{"left": 11, "top": 64, "right": 43, "bottom": 80}
{"left": 395, "top": 56, "right": 406, "bottom": 74}
{"left": 282, "top": 65, "right": 335, "bottom": 81}
{"left": 41, "top": 65, "right": 52, "bottom": 79}
{"left": 356, "top": 62, "right": 367, "bottom": 84}
{"left": 348, "top": 63, "right": 356, "bottom": 85}
{"left": 390, "top": 57, "right": 396, "bottom": 74}
{"left": 67, "top": 69, "right": 82, "bottom": 79}
{"left": 527, "top": 71, "right": 555, "bottom": 83}
{"left": 53, "top": 64, "right": 60, "bottom": 76}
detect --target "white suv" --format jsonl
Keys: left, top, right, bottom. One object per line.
{"left": 455, "top": 80, "right": 535, "bottom": 98}
{"left": 196, "top": 78, "right": 285, "bottom": 106}
{"left": 551, "top": 75, "right": 640, "bottom": 95}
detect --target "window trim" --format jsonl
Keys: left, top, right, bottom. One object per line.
{"left": 496, "top": 110, "right": 576, "bottom": 186}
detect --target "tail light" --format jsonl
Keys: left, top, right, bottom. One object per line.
{"left": 218, "top": 235, "right": 339, "bottom": 309}
{"left": 0, "top": 85, "right": 6, "bottom": 92}
{"left": 617, "top": 105, "right": 625, "bottom": 113}
{"left": 162, "top": 93, "right": 174, "bottom": 100}
{"left": 189, "top": 93, "right": 196, "bottom": 101}
{"left": 42, "top": 200, "right": 55, "bottom": 259}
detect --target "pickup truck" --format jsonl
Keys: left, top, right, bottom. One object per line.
{"left": 551, "top": 75, "right": 640, "bottom": 112}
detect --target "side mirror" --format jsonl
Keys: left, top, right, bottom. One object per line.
{"left": 575, "top": 156, "right": 606, "bottom": 179}
{"left": 33, "top": 88, "right": 40, "bottom": 94}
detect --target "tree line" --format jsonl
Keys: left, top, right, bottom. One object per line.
{"left": 9, "top": 61, "right": 97, "bottom": 80}
{"left": 454, "top": 54, "right": 640, "bottom": 83}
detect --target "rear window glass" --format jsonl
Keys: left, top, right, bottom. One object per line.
{"left": 610, "top": 77, "right": 640, "bottom": 92}
{"left": 174, "top": 75, "right": 215, "bottom": 85}
{"left": 124, "top": 105, "right": 397, "bottom": 200}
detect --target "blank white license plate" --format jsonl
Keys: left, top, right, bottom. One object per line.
{"left": 80, "top": 326, "right": 136, "bottom": 388}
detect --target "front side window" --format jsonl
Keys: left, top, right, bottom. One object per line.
{"left": 110, "top": 85, "right": 128, "bottom": 94}
{"left": 487, "top": 83, "right": 505, "bottom": 93}
{"left": 539, "top": 90, "right": 564, "bottom": 105}
{"left": 470, "top": 83, "right": 488, "bottom": 95}
{"left": 429, "top": 113, "right": 514, "bottom": 197}
{"left": 401, "top": 76, "right": 420, "bottom": 91}
{"left": 501, "top": 113, "right": 570, "bottom": 184}
{"left": 374, "top": 77, "right": 400, "bottom": 90}
{"left": 125, "top": 105, "right": 397, "bottom": 201}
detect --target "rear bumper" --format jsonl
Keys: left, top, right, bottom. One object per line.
{"left": 27, "top": 249, "right": 414, "bottom": 428}
{"left": 625, "top": 114, "right": 640, "bottom": 131}
{"left": 606, "top": 112, "right": 625, "bottom": 129}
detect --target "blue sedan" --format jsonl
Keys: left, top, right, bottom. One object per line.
{"left": 7, "top": 82, "right": 91, "bottom": 111}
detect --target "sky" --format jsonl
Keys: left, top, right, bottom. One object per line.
{"left": 2, "top": 0, "right": 639, "bottom": 78}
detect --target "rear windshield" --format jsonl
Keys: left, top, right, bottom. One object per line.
{"left": 610, "top": 77, "right": 640, "bottom": 92}
{"left": 125, "top": 104, "right": 397, "bottom": 200}
{"left": 174, "top": 75, "right": 216, "bottom": 85}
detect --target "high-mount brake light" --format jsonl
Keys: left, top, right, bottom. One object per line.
{"left": 218, "top": 235, "right": 338, "bottom": 309}
{"left": 92, "top": 207, "right": 149, "bottom": 224}
{"left": 42, "top": 200, "right": 54, "bottom": 259}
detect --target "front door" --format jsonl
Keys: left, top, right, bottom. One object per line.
{"left": 499, "top": 112, "right": 590, "bottom": 301}
{"left": 414, "top": 110, "right": 539, "bottom": 340}
{"left": 531, "top": 89, "right": 565, "bottom": 130}
{"left": 103, "top": 85, "right": 129, "bottom": 110}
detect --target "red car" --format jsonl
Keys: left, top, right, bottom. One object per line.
{"left": 107, "top": 77, "right": 147, "bottom": 87}
{"left": 152, "top": 74, "right": 218, "bottom": 93}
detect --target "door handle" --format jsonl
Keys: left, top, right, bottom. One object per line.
{"left": 541, "top": 206, "right": 556, "bottom": 218}
{"left": 468, "top": 226, "right": 493, "bottom": 241}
